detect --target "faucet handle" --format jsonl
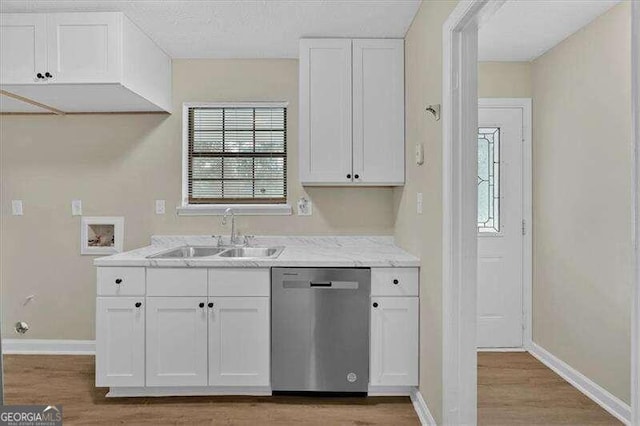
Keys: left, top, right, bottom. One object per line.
{"left": 244, "top": 235, "right": 255, "bottom": 246}
{"left": 212, "top": 235, "right": 223, "bottom": 246}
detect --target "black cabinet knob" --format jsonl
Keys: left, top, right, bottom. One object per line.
{"left": 208, "top": 302, "right": 214, "bottom": 308}
{"left": 44, "top": 72, "right": 52, "bottom": 78}
{"left": 115, "top": 278, "right": 123, "bottom": 284}
{"left": 346, "top": 174, "right": 351, "bottom": 179}
{"left": 199, "top": 302, "right": 205, "bottom": 308}
{"left": 36, "top": 73, "right": 44, "bottom": 79}
{"left": 373, "top": 302, "right": 379, "bottom": 308}
{"left": 354, "top": 174, "right": 359, "bottom": 179}
{"left": 135, "top": 302, "right": 142, "bottom": 308}
{"left": 393, "top": 279, "right": 399, "bottom": 285}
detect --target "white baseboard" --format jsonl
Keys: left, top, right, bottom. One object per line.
{"left": 410, "top": 389, "right": 436, "bottom": 426}
{"left": 529, "top": 342, "right": 631, "bottom": 425}
{"left": 2, "top": 339, "right": 95, "bottom": 355}
{"left": 367, "top": 385, "right": 414, "bottom": 396}
{"left": 107, "top": 386, "right": 272, "bottom": 397}
{"left": 477, "top": 347, "right": 526, "bottom": 352}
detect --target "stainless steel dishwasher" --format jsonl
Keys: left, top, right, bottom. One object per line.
{"left": 271, "top": 268, "right": 370, "bottom": 393}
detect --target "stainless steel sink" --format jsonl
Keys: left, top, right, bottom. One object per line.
{"left": 148, "top": 246, "right": 225, "bottom": 259}
{"left": 218, "top": 246, "right": 284, "bottom": 259}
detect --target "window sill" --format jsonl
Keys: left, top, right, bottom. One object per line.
{"left": 176, "top": 204, "right": 292, "bottom": 216}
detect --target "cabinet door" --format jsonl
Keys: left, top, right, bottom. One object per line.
{"left": 95, "top": 297, "right": 145, "bottom": 387}
{"left": 46, "top": 13, "right": 122, "bottom": 83}
{"left": 146, "top": 297, "right": 208, "bottom": 387}
{"left": 299, "top": 39, "right": 353, "bottom": 184}
{"left": 0, "top": 14, "right": 47, "bottom": 84}
{"left": 352, "top": 39, "right": 405, "bottom": 185}
{"left": 208, "top": 297, "right": 270, "bottom": 386}
{"left": 370, "top": 297, "right": 418, "bottom": 386}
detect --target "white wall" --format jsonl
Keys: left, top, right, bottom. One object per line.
{"left": 531, "top": 1, "right": 633, "bottom": 403}
{"left": 0, "top": 59, "right": 396, "bottom": 340}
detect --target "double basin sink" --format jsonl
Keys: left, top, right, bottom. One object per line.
{"left": 148, "top": 245, "right": 284, "bottom": 260}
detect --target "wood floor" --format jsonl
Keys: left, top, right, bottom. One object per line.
{"left": 2, "top": 355, "right": 419, "bottom": 425}
{"left": 478, "top": 352, "right": 621, "bottom": 425}
{"left": 2, "top": 353, "right": 621, "bottom": 425}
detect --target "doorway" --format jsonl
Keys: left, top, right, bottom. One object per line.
{"left": 477, "top": 99, "right": 531, "bottom": 350}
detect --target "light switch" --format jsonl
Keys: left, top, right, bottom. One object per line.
{"left": 417, "top": 193, "right": 423, "bottom": 214}
{"left": 11, "top": 200, "right": 23, "bottom": 216}
{"left": 415, "top": 143, "right": 424, "bottom": 165}
{"left": 71, "top": 200, "right": 82, "bottom": 216}
{"left": 155, "top": 200, "right": 166, "bottom": 215}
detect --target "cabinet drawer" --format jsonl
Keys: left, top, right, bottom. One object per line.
{"left": 371, "top": 268, "right": 418, "bottom": 296}
{"left": 97, "top": 267, "right": 145, "bottom": 296}
{"left": 209, "top": 268, "right": 270, "bottom": 297}
{"left": 147, "top": 268, "right": 207, "bottom": 296}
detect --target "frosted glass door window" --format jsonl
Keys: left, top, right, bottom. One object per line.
{"left": 478, "top": 127, "right": 500, "bottom": 233}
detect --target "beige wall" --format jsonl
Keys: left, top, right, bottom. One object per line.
{"left": 0, "top": 59, "right": 395, "bottom": 340}
{"left": 479, "top": 61, "right": 531, "bottom": 98}
{"left": 531, "top": 2, "right": 633, "bottom": 403}
{"left": 395, "top": 0, "right": 458, "bottom": 422}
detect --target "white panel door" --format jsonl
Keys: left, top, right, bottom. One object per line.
{"left": 146, "top": 297, "right": 208, "bottom": 387}
{"left": 299, "top": 39, "right": 353, "bottom": 184}
{"left": 477, "top": 107, "right": 524, "bottom": 348}
{"left": 0, "top": 14, "right": 47, "bottom": 84}
{"left": 46, "top": 13, "right": 122, "bottom": 83}
{"left": 208, "top": 297, "right": 270, "bottom": 386}
{"left": 352, "top": 39, "right": 405, "bottom": 185}
{"left": 95, "top": 297, "right": 145, "bottom": 387}
{"left": 370, "top": 296, "right": 419, "bottom": 386}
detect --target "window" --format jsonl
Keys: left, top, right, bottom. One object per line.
{"left": 477, "top": 127, "right": 500, "bottom": 233}
{"left": 181, "top": 103, "right": 289, "bottom": 214}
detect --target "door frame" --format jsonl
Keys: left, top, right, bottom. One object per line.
{"left": 632, "top": 1, "right": 639, "bottom": 424}
{"left": 444, "top": 1, "right": 639, "bottom": 425}
{"left": 478, "top": 98, "right": 532, "bottom": 351}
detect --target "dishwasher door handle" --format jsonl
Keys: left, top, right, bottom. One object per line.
{"left": 282, "top": 280, "right": 360, "bottom": 289}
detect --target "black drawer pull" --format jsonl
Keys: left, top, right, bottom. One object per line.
{"left": 373, "top": 302, "right": 379, "bottom": 308}
{"left": 393, "top": 279, "right": 399, "bottom": 285}
{"left": 199, "top": 302, "right": 205, "bottom": 308}
{"left": 115, "top": 278, "right": 123, "bottom": 284}
{"left": 208, "top": 302, "right": 214, "bottom": 308}
{"left": 135, "top": 302, "right": 142, "bottom": 308}
{"left": 310, "top": 281, "right": 332, "bottom": 287}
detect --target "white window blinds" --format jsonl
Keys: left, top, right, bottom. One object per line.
{"left": 187, "top": 105, "right": 287, "bottom": 204}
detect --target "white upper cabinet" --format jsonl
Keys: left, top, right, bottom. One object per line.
{"left": 0, "top": 14, "right": 47, "bottom": 84}
{"left": 46, "top": 13, "right": 121, "bottom": 84}
{"left": 0, "top": 12, "right": 171, "bottom": 113}
{"left": 352, "top": 39, "right": 405, "bottom": 185}
{"left": 299, "top": 39, "right": 353, "bottom": 184}
{"left": 299, "top": 38, "right": 405, "bottom": 186}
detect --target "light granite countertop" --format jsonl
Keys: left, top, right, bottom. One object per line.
{"left": 94, "top": 235, "right": 420, "bottom": 268}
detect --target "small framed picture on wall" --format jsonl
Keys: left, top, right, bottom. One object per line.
{"left": 81, "top": 216, "right": 124, "bottom": 255}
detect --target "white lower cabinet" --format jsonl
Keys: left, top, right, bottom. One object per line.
{"left": 208, "top": 297, "right": 270, "bottom": 386}
{"left": 145, "top": 297, "right": 209, "bottom": 387}
{"left": 95, "top": 297, "right": 145, "bottom": 387}
{"left": 370, "top": 296, "right": 419, "bottom": 386}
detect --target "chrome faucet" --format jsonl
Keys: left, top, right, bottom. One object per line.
{"left": 222, "top": 207, "right": 240, "bottom": 246}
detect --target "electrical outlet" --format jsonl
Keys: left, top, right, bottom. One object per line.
{"left": 155, "top": 200, "right": 166, "bottom": 215}
{"left": 417, "top": 192, "right": 423, "bottom": 214}
{"left": 11, "top": 200, "right": 23, "bottom": 216}
{"left": 297, "top": 197, "right": 312, "bottom": 216}
{"left": 71, "top": 200, "right": 82, "bottom": 216}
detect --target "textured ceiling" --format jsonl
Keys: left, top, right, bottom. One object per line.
{"left": 0, "top": 0, "right": 421, "bottom": 58}
{"left": 479, "top": 0, "right": 621, "bottom": 62}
